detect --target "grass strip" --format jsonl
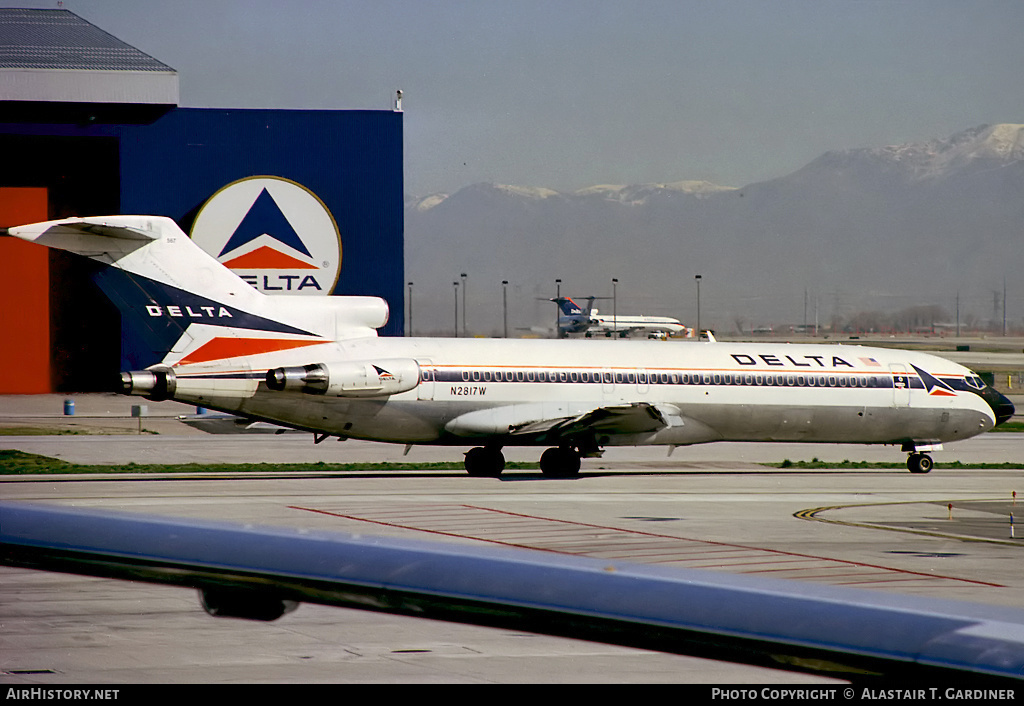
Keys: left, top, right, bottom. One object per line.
{"left": 0, "top": 449, "right": 538, "bottom": 475}
{"left": 3, "top": 449, "right": 1019, "bottom": 474}
{"left": 771, "top": 458, "right": 1023, "bottom": 470}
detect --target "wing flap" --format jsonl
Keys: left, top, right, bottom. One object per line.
{"left": 548, "top": 402, "right": 668, "bottom": 437}
{"left": 445, "top": 402, "right": 669, "bottom": 439}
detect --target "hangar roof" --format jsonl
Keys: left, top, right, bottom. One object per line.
{"left": 0, "top": 8, "right": 178, "bottom": 115}
{"left": 0, "top": 8, "right": 173, "bottom": 71}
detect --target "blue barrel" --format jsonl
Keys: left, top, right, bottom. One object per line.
{"left": 63, "top": 399, "right": 75, "bottom": 416}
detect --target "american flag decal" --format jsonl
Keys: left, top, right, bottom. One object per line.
{"left": 859, "top": 357, "right": 881, "bottom": 367}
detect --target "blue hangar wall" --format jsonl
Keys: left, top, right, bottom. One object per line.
{"left": 125, "top": 108, "right": 405, "bottom": 332}
{"left": 0, "top": 107, "right": 404, "bottom": 383}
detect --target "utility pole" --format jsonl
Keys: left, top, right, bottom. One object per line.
{"left": 460, "top": 273, "right": 467, "bottom": 337}
{"left": 695, "top": 274, "right": 702, "bottom": 338}
{"left": 502, "top": 280, "right": 508, "bottom": 338}
{"left": 453, "top": 281, "right": 459, "bottom": 337}
{"left": 956, "top": 290, "right": 960, "bottom": 338}
{"left": 804, "top": 287, "right": 808, "bottom": 335}
{"left": 555, "top": 278, "right": 562, "bottom": 338}
{"left": 612, "top": 278, "right": 619, "bottom": 338}
{"left": 407, "top": 281, "right": 413, "bottom": 337}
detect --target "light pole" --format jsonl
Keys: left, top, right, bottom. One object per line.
{"left": 695, "top": 274, "right": 702, "bottom": 338}
{"left": 956, "top": 290, "right": 960, "bottom": 338}
{"left": 453, "top": 281, "right": 459, "bottom": 337}
{"left": 502, "top": 280, "right": 509, "bottom": 338}
{"left": 804, "top": 287, "right": 808, "bottom": 336}
{"left": 612, "top": 278, "right": 618, "bottom": 338}
{"left": 461, "top": 272, "right": 467, "bottom": 337}
{"left": 407, "top": 281, "right": 413, "bottom": 337}
{"left": 555, "top": 278, "right": 562, "bottom": 338}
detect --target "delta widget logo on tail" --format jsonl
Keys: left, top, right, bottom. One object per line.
{"left": 190, "top": 176, "right": 342, "bottom": 295}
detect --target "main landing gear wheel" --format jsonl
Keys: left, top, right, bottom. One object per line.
{"left": 907, "top": 453, "right": 934, "bottom": 474}
{"left": 540, "top": 446, "right": 581, "bottom": 478}
{"left": 464, "top": 446, "right": 505, "bottom": 477}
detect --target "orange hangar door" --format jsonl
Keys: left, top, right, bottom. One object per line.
{"left": 0, "top": 187, "right": 51, "bottom": 393}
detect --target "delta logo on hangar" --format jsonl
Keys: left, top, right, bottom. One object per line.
{"left": 190, "top": 176, "right": 342, "bottom": 295}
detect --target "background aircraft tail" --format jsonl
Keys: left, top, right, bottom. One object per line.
{"left": 552, "top": 297, "right": 584, "bottom": 317}
{"left": 5, "top": 216, "right": 389, "bottom": 370}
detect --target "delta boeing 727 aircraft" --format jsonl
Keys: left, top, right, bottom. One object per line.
{"left": 552, "top": 296, "right": 688, "bottom": 338}
{"left": 5, "top": 216, "right": 1014, "bottom": 477}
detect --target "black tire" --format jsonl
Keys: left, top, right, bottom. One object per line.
{"left": 907, "top": 453, "right": 933, "bottom": 474}
{"left": 465, "top": 447, "right": 505, "bottom": 477}
{"left": 540, "top": 447, "right": 581, "bottom": 478}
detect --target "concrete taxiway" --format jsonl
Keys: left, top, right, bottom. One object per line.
{"left": 1, "top": 395, "right": 1023, "bottom": 683}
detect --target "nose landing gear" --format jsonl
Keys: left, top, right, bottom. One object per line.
{"left": 907, "top": 453, "right": 934, "bottom": 474}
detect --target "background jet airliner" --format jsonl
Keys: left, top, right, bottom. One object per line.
{"left": 552, "top": 296, "right": 690, "bottom": 338}
{"left": 549, "top": 296, "right": 597, "bottom": 336}
{"left": 4, "top": 216, "right": 1014, "bottom": 477}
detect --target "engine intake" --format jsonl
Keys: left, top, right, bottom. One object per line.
{"left": 266, "top": 359, "right": 419, "bottom": 397}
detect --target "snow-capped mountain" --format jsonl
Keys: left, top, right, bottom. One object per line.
{"left": 404, "top": 125, "right": 1024, "bottom": 335}
{"left": 410, "top": 179, "right": 736, "bottom": 212}
{"left": 872, "top": 123, "right": 1024, "bottom": 177}
{"left": 573, "top": 180, "right": 736, "bottom": 203}
{"left": 794, "top": 124, "right": 1024, "bottom": 183}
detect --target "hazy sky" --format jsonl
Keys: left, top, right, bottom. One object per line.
{"left": 11, "top": 0, "right": 1024, "bottom": 196}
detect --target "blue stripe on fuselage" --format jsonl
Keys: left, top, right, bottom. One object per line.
{"left": 428, "top": 366, "right": 899, "bottom": 390}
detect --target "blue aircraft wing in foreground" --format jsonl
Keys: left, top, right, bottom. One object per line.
{"left": 2, "top": 501, "right": 1023, "bottom": 682}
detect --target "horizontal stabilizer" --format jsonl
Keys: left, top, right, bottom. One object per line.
{"left": 6, "top": 216, "right": 168, "bottom": 260}
{"left": 11, "top": 217, "right": 160, "bottom": 241}
{"left": 5, "top": 216, "right": 389, "bottom": 367}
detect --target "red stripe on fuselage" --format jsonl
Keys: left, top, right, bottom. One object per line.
{"left": 178, "top": 337, "right": 323, "bottom": 365}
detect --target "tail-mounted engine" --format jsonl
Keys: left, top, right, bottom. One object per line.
{"left": 119, "top": 367, "right": 176, "bottom": 401}
{"left": 266, "top": 359, "right": 420, "bottom": 397}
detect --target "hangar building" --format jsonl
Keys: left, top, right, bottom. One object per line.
{"left": 0, "top": 8, "right": 404, "bottom": 393}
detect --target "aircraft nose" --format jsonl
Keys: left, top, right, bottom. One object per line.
{"left": 982, "top": 386, "right": 1015, "bottom": 427}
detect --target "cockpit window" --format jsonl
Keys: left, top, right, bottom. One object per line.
{"left": 966, "top": 375, "right": 985, "bottom": 390}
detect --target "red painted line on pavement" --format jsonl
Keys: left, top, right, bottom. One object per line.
{"left": 289, "top": 503, "right": 1004, "bottom": 588}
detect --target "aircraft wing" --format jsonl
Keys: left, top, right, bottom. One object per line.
{"left": 177, "top": 412, "right": 300, "bottom": 435}
{"left": 621, "top": 324, "right": 679, "bottom": 336}
{"left": 3, "top": 501, "right": 1024, "bottom": 681}
{"left": 447, "top": 402, "right": 671, "bottom": 439}
{"left": 509, "top": 402, "right": 668, "bottom": 436}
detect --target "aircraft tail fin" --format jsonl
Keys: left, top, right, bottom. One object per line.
{"left": 550, "top": 297, "right": 584, "bottom": 317}
{"left": 6, "top": 217, "right": 389, "bottom": 370}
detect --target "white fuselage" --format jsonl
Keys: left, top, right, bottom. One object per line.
{"left": 589, "top": 311, "right": 685, "bottom": 334}
{"left": 169, "top": 337, "right": 997, "bottom": 448}
{"left": 8, "top": 216, "right": 1008, "bottom": 470}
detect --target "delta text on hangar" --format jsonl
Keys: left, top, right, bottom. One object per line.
{"left": 0, "top": 7, "right": 405, "bottom": 394}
